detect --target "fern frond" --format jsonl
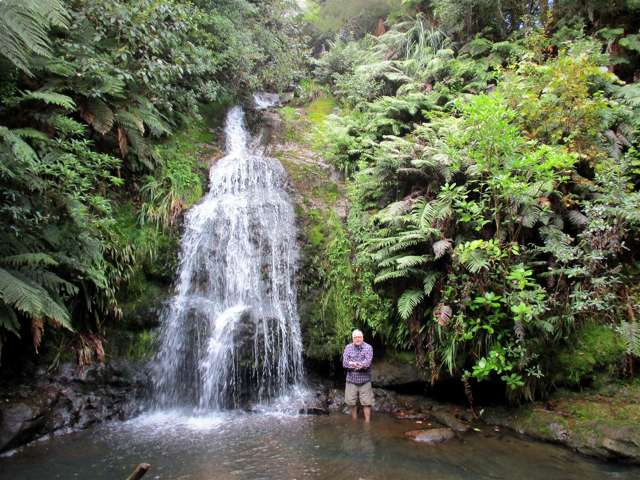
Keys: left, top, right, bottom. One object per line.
{"left": 374, "top": 268, "right": 417, "bottom": 284}
{"left": 460, "top": 249, "right": 489, "bottom": 273}
{"left": 23, "top": 270, "right": 78, "bottom": 297}
{"left": 0, "top": 302, "right": 21, "bottom": 337}
{"left": 398, "top": 288, "right": 425, "bottom": 320}
{"left": 396, "top": 255, "right": 430, "bottom": 269}
{"left": 616, "top": 321, "right": 640, "bottom": 357}
{"left": 21, "top": 90, "right": 75, "bottom": 110}
{"left": 0, "top": 253, "right": 58, "bottom": 268}
{"left": 433, "top": 239, "right": 452, "bottom": 259}
{"left": 81, "top": 99, "right": 115, "bottom": 135}
{"left": 0, "top": 126, "right": 38, "bottom": 165}
{"left": 0, "top": 0, "right": 70, "bottom": 75}
{"left": 423, "top": 271, "right": 439, "bottom": 295}
{"left": 567, "top": 210, "right": 588, "bottom": 227}
{"left": 0, "top": 267, "right": 72, "bottom": 330}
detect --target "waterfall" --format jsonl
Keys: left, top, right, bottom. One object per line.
{"left": 152, "top": 106, "right": 303, "bottom": 410}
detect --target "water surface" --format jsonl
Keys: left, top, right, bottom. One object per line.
{"left": 2, "top": 412, "right": 637, "bottom": 480}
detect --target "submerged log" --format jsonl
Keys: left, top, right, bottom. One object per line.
{"left": 126, "top": 463, "right": 150, "bottom": 480}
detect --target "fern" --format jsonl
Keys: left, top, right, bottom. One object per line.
{"left": 0, "top": 302, "right": 21, "bottom": 337}
{"left": 0, "top": 0, "right": 70, "bottom": 75}
{"left": 433, "top": 239, "right": 452, "bottom": 259}
{"left": 0, "top": 267, "right": 73, "bottom": 331}
{"left": 374, "top": 268, "right": 417, "bottom": 284}
{"left": 396, "top": 255, "right": 430, "bottom": 269}
{"left": 21, "top": 90, "right": 76, "bottom": 110}
{"left": 81, "top": 99, "right": 115, "bottom": 135}
{"left": 616, "top": 321, "right": 640, "bottom": 357}
{"left": 0, "top": 253, "right": 58, "bottom": 268}
{"left": 0, "top": 126, "right": 38, "bottom": 165}
{"left": 423, "top": 271, "right": 439, "bottom": 295}
{"left": 398, "top": 288, "right": 425, "bottom": 320}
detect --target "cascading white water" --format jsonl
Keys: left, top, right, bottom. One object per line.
{"left": 152, "top": 106, "right": 303, "bottom": 410}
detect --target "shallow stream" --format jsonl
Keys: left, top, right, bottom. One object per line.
{"left": 2, "top": 411, "right": 638, "bottom": 480}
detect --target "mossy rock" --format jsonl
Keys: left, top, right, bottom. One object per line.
{"left": 553, "top": 323, "right": 626, "bottom": 388}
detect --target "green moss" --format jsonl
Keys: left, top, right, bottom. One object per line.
{"left": 553, "top": 323, "right": 625, "bottom": 388}
{"left": 126, "top": 329, "right": 157, "bottom": 360}
{"left": 279, "top": 106, "right": 299, "bottom": 123}
{"left": 307, "top": 97, "right": 336, "bottom": 127}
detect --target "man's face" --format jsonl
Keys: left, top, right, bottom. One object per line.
{"left": 353, "top": 334, "right": 364, "bottom": 346}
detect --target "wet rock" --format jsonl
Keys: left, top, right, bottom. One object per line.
{"left": 326, "top": 388, "right": 345, "bottom": 412}
{"left": 372, "top": 357, "right": 425, "bottom": 388}
{"left": 0, "top": 360, "right": 149, "bottom": 453}
{"left": 299, "top": 407, "right": 330, "bottom": 415}
{"left": 601, "top": 437, "right": 640, "bottom": 459}
{"left": 481, "top": 388, "right": 640, "bottom": 465}
{"left": 392, "top": 410, "right": 428, "bottom": 421}
{"left": 405, "top": 428, "right": 456, "bottom": 444}
{"left": 0, "top": 404, "right": 44, "bottom": 452}
{"left": 429, "top": 407, "right": 471, "bottom": 433}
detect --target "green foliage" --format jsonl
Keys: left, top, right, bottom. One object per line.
{"left": 139, "top": 126, "right": 207, "bottom": 229}
{"left": 0, "top": 0, "right": 70, "bottom": 76}
{"left": 0, "top": 0, "right": 306, "bottom": 364}
{"left": 304, "top": 212, "right": 393, "bottom": 359}
{"left": 314, "top": 5, "right": 640, "bottom": 400}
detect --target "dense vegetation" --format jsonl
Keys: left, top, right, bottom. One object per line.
{"left": 306, "top": 0, "right": 640, "bottom": 400}
{"left": 0, "top": 0, "right": 305, "bottom": 367}
{"left": 2, "top": 0, "right": 639, "bottom": 405}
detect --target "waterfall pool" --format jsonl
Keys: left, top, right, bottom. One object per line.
{"left": 1, "top": 411, "right": 638, "bottom": 479}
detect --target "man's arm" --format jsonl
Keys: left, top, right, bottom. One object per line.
{"left": 342, "top": 346, "right": 353, "bottom": 370}
{"left": 359, "top": 345, "right": 373, "bottom": 369}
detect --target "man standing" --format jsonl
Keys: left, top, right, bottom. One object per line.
{"left": 342, "top": 329, "right": 374, "bottom": 422}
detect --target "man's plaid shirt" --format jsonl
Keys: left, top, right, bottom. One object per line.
{"left": 342, "top": 342, "right": 373, "bottom": 384}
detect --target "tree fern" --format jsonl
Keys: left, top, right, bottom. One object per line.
{"left": 0, "top": 0, "right": 70, "bottom": 76}
{"left": 396, "top": 254, "right": 431, "bottom": 269}
{"left": 398, "top": 288, "right": 425, "bottom": 321}
{"left": 616, "top": 321, "right": 640, "bottom": 357}
{"left": 0, "top": 267, "right": 73, "bottom": 331}
{"left": 423, "top": 271, "right": 439, "bottom": 295}
{"left": 0, "top": 253, "right": 58, "bottom": 268}
{"left": 81, "top": 99, "right": 115, "bottom": 135}
{"left": 21, "top": 90, "right": 76, "bottom": 110}
{"left": 374, "top": 268, "right": 417, "bottom": 284}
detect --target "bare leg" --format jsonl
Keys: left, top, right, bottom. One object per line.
{"left": 363, "top": 406, "right": 371, "bottom": 422}
{"left": 351, "top": 406, "right": 358, "bottom": 420}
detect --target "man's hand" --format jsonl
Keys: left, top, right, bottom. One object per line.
{"left": 350, "top": 361, "right": 363, "bottom": 370}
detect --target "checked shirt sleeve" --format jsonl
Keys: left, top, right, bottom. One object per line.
{"left": 359, "top": 344, "right": 373, "bottom": 369}
{"left": 342, "top": 344, "right": 353, "bottom": 369}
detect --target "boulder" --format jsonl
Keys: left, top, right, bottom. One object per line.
{"left": 429, "top": 407, "right": 471, "bottom": 433}
{"left": 405, "top": 428, "right": 456, "bottom": 444}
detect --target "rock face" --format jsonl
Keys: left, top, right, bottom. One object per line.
{"left": 371, "top": 357, "right": 425, "bottom": 388}
{"left": 0, "top": 360, "right": 149, "bottom": 453}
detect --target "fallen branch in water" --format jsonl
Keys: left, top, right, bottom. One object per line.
{"left": 126, "top": 463, "right": 150, "bottom": 480}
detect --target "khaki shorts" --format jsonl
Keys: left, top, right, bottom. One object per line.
{"left": 345, "top": 381, "right": 374, "bottom": 407}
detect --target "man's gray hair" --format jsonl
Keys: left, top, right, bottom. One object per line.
{"left": 352, "top": 329, "right": 363, "bottom": 338}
